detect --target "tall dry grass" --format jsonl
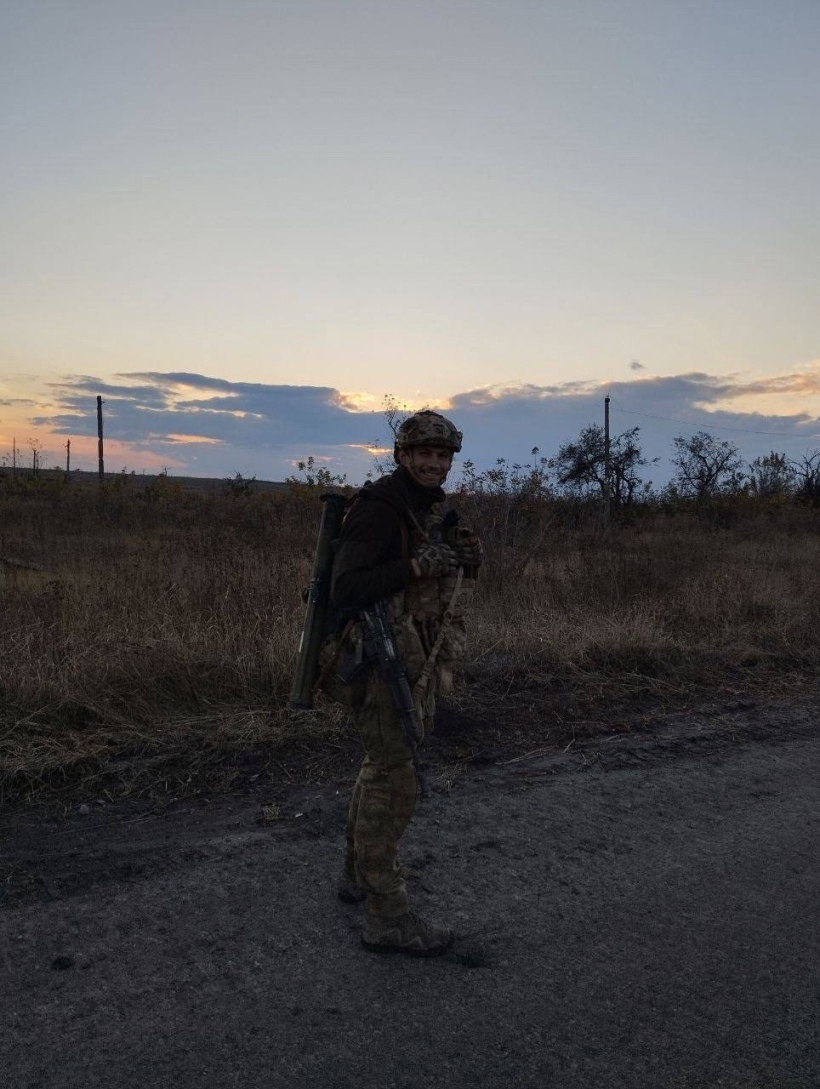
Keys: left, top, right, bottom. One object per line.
{"left": 1, "top": 477, "right": 818, "bottom": 801}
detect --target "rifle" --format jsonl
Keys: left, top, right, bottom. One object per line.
{"left": 359, "top": 599, "right": 430, "bottom": 799}
{"left": 289, "top": 492, "right": 349, "bottom": 709}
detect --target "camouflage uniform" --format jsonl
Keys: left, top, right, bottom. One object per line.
{"left": 341, "top": 506, "right": 472, "bottom": 917}
{"left": 325, "top": 465, "right": 474, "bottom": 921}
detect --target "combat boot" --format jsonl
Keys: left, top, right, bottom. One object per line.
{"left": 337, "top": 869, "right": 366, "bottom": 904}
{"left": 361, "top": 911, "right": 453, "bottom": 957}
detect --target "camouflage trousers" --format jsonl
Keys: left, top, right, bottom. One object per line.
{"left": 344, "top": 664, "right": 436, "bottom": 918}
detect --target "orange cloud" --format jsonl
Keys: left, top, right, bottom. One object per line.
{"left": 156, "top": 434, "right": 226, "bottom": 446}
{"left": 347, "top": 443, "right": 392, "bottom": 455}
{"left": 713, "top": 360, "right": 820, "bottom": 399}
{"left": 337, "top": 390, "right": 432, "bottom": 414}
{"left": 693, "top": 360, "right": 820, "bottom": 417}
{"left": 336, "top": 391, "right": 382, "bottom": 412}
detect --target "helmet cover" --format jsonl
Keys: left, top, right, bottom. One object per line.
{"left": 394, "top": 410, "right": 463, "bottom": 456}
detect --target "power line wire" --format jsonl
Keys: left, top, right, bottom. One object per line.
{"left": 610, "top": 398, "right": 819, "bottom": 439}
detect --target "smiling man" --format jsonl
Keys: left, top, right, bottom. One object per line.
{"left": 329, "top": 410, "right": 482, "bottom": 956}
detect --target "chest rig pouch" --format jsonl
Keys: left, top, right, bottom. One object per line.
{"left": 389, "top": 504, "right": 475, "bottom": 700}
{"left": 317, "top": 502, "right": 475, "bottom": 708}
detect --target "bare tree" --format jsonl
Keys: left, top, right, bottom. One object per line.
{"left": 552, "top": 424, "right": 653, "bottom": 509}
{"left": 791, "top": 449, "right": 820, "bottom": 505}
{"left": 367, "top": 394, "right": 414, "bottom": 478}
{"left": 382, "top": 393, "right": 412, "bottom": 439}
{"left": 747, "top": 451, "right": 796, "bottom": 498}
{"left": 671, "top": 431, "right": 743, "bottom": 503}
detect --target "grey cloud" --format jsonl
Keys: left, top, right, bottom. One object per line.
{"left": 118, "top": 371, "right": 240, "bottom": 393}
{"left": 451, "top": 373, "right": 819, "bottom": 436}
{"left": 29, "top": 369, "right": 820, "bottom": 484}
{"left": 629, "top": 361, "right": 645, "bottom": 371}
{"left": 448, "top": 374, "right": 820, "bottom": 486}
{"left": 168, "top": 401, "right": 247, "bottom": 413}
{"left": 38, "top": 373, "right": 383, "bottom": 449}
{"left": 48, "top": 375, "right": 173, "bottom": 408}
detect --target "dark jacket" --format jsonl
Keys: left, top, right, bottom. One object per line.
{"left": 331, "top": 466, "right": 444, "bottom": 611}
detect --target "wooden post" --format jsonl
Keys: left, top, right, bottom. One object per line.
{"left": 97, "top": 396, "right": 105, "bottom": 483}
{"left": 603, "top": 394, "right": 611, "bottom": 526}
{"left": 65, "top": 439, "right": 71, "bottom": 481}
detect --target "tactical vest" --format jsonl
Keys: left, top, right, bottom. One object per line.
{"left": 317, "top": 500, "right": 475, "bottom": 709}
{"left": 388, "top": 503, "right": 473, "bottom": 699}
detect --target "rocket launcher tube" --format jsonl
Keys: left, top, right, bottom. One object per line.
{"left": 289, "top": 492, "right": 349, "bottom": 709}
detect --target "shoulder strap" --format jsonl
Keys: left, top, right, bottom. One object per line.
{"left": 403, "top": 504, "right": 429, "bottom": 544}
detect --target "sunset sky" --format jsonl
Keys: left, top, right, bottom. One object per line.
{"left": 2, "top": 1, "right": 819, "bottom": 484}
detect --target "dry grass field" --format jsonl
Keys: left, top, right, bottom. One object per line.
{"left": 1, "top": 474, "right": 818, "bottom": 805}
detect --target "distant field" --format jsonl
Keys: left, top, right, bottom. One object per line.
{"left": 1, "top": 475, "right": 818, "bottom": 804}
{"left": 3, "top": 467, "right": 290, "bottom": 494}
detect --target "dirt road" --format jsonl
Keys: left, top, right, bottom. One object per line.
{"left": 2, "top": 698, "right": 818, "bottom": 1088}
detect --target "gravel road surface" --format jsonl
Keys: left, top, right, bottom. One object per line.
{"left": 2, "top": 700, "right": 818, "bottom": 1088}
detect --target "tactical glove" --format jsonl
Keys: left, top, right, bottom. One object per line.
{"left": 413, "top": 541, "right": 459, "bottom": 578}
{"left": 453, "top": 533, "right": 483, "bottom": 568}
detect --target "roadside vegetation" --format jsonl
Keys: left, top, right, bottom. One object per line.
{"left": 1, "top": 428, "right": 819, "bottom": 806}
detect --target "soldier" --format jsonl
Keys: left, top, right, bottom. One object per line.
{"left": 328, "top": 410, "right": 482, "bottom": 956}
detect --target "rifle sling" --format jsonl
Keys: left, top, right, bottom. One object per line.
{"left": 412, "top": 566, "right": 464, "bottom": 704}
{"left": 314, "top": 618, "right": 356, "bottom": 691}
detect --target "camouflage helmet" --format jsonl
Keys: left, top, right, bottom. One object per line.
{"left": 394, "top": 410, "right": 463, "bottom": 460}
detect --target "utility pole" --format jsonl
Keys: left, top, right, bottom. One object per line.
{"left": 12, "top": 436, "right": 16, "bottom": 477}
{"left": 65, "top": 439, "right": 71, "bottom": 481}
{"left": 97, "top": 396, "right": 105, "bottom": 483}
{"left": 603, "top": 394, "right": 611, "bottom": 526}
